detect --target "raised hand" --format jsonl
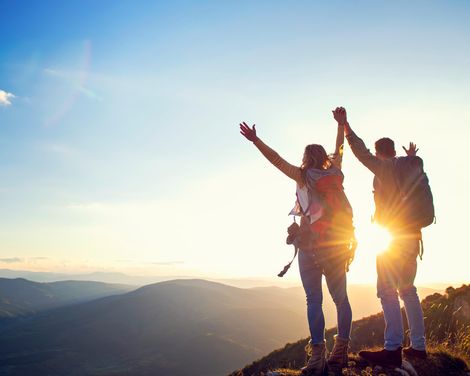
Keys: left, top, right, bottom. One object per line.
{"left": 239, "top": 122, "right": 258, "bottom": 142}
{"left": 332, "top": 107, "right": 347, "bottom": 126}
{"left": 403, "top": 142, "right": 419, "bottom": 156}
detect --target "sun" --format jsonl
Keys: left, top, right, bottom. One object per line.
{"left": 356, "top": 223, "right": 392, "bottom": 256}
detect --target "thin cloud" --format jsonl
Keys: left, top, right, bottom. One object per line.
{"left": 115, "top": 259, "right": 185, "bottom": 266}
{"left": 65, "top": 202, "right": 107, "bottom": 211}
{"left": 0, "top": 257, "right": 49, "bottom": 264}
{"left": 151, "top": 261, "right": 185, "bottom": 266}
{"left": 37, "top": 142, "right": 79, "bottom": 157}
{"left": 44, "top": 68, "right": 102, "bottom": 101}
{"left": 0, "top": 90, "right": 15, "bottom": 106}
{"left": 0, "top": 257, "right": 23, "bottom": 263}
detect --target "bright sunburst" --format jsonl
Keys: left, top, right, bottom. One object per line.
{"left": 356, "top": 223, "right": 392, "bottom": 256}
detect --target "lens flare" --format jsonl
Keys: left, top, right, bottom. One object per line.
{"left": 45, "top": 40, "right": 93, "bottom": 127}
{"left": 357, "top": 223, "right": 392, "bottom": 256}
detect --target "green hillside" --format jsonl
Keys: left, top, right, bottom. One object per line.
{"left": 230, "top": 284, "right": 470, "bottom": 376}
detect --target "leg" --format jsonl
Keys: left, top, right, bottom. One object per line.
{"left": 358, "top": 251, "right": 404, "bottom": 367}
{"left": 400, "top": 285, "right": 426, "bottom": 351}
{"left": 299, "top": 250, "right": 327, "bottom": 375}
{"left": 324, "top": 256, "right": 352, "bottom": 368}
{"left": 377, "top": 252, "right": 404, "bottom": 351}
{"left": 359, "top": 241, "right": 410, "bottom": 367}
{"left": 324, "top": 259, "right": 352, "bottom": 341}
{"left": 397, "top": 238, "right": 426, "bottom": 351}
{"left": 298, "top": 249, "right": 325, "bottom": 344}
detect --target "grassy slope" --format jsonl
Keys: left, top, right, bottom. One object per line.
{"left": 230, "top": 284, "right": 470, "bottom": 376}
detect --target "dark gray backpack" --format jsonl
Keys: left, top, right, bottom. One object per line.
{"left": 393, "top": 156, "right": 435, "bottom": 230}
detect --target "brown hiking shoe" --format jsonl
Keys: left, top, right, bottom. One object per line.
{"left": 327, "top": 335, "right": 349, "bottom": 368}
{"left": 359, "top": 347, "right": 402, "bottom": 367}
{"left": 301, "top": 342, "right": 326, "bottom": 375}
{"left": 403, "top": 346, "right": 427, "bottom": 359}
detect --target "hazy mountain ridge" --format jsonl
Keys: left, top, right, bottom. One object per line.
{"left": 230, "top": 284, "right": 470, "bottom": 376}
{"left": 0, "top": 269, "right": 175, "bottom": 286}
{"left": 0, "top": 278, "right": 134, "bottom": 319}
{"left": 0, "top": 269, "right": 299, "bottom": 288}
{"left": 0, "top": 279, "right": 309, "bottom": 376}
{"left": 0, "top": 278, "right": 452, "bottom": 376}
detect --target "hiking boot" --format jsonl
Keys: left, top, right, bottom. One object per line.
{"left": 301, "top": 342, "right": 326, "bottom": 375}
{"left": 358, "top": 347, "right": 402, "bottom": 367}
{"left": 327, "top": 335, "right": 349, "bottom": 369}
{"left": 403, "top": 346, "right": 427, "bottom": 359}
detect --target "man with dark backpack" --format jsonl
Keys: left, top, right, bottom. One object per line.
{"left": 333, "top": 107, "right": 434, "bottom": 367}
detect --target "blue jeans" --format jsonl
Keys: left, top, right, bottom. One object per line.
{"left": 377, "top": 235, "right": 426, "bottom": 351}
{"left": 298, "top": 248, "right": 352, "bottom": 344}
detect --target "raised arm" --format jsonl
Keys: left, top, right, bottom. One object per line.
{"left": 333, "top": 107, "right": 383, "bottom": 175}
{"left": 239, "top": 122, "right": 303, "bottom": 185}
{"left": 331, "top": 111, "right": 345, "bottom": 169}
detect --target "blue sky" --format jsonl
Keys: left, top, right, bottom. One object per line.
{"left": 1, "top": 1, "right": 469, "bottom": 283}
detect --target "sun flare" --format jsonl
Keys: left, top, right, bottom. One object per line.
{"left": 356, "top": 223, "right": 392, "bottom": 256}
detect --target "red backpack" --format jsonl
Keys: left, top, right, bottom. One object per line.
{"left": 310, "top": 173, "right": 355, "bottom": 249}
{"left": 279, "top": 172, "right": 356, "bottom": 277}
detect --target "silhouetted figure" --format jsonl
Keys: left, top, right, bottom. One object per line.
{"left": 336, "top": 107, "right": 428, "bottom": 367}
{"left": 240, "top": 114, "right": 356, "bottom": 375}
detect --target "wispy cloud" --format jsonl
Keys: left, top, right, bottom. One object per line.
{"left": 37, "top": 141, "right": 79, "bottom": 157}
{"left": 0, "top": 90, "right": 15, "bottom": 106}
{"left": 65, "top": 202, "right": 107, "bottom": 211}
{"left": 115, "top": 259, "right": 185, "bottom": 266}
{"left": 0, "top": 256, "right": 49, "bottom": 264}
{"left": 0, "top": 257, "right": 23, "bottom": 263}
{"left": 44, "top": 68, "right": 102, "bottom": 101}
{"left": 150, "top": 261, "right": 185, "bottom": 266}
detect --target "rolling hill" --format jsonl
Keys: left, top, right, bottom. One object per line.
{"left": 0, "top": 279, "right": 308, "bottom": 376}
{"left": 0, "top": 278, "right": 447, "bottom": 376}
{"left": 0, "top": 278, "right": 134, "bottom": 319}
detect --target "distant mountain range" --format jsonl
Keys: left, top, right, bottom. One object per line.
{"left": 0, "top": 268, "right": 441, "bottom": 328}
{"left": 0, "top": 279, "right": 308, "bottom": 376}
{"left": 0, "top": 278, "right": 134, "bottom": 319}
{"left": 0, "top": 269, "right": 174, "bottom": 286}
{"left": 0, "top": 268, "right": 300, "bottom": 288}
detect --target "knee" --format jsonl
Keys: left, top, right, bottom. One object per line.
{"left": 305, "top": 290, "right": 323, "bottom": 306}
{"left": 377, "top": 287, "right": 399, "bottom": 301}
{"left": 399, "top": 285, "right": 417, "bottom": 300}
{"left": 331, "top": 290, "right": 349, "bottom": 307}
{"left": 335, "top": 295, "right": 351, "bottom": 314}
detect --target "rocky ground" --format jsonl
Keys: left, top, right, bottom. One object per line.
{"left": 259, "top": 351, "right": 470, "bottom": 376}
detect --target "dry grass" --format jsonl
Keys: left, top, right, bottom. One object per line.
{"left": 425, "top": 320, "right": 470, "bottom": 368}
{"left": 233, "top": 285, "right": 470, "bottom": 376}
{"left": 427, "top": 335, "right": 470, "bottom": 368}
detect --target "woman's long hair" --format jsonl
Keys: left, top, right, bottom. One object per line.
{"left": 300, "top": 144, "right": 331, "bottom": 185}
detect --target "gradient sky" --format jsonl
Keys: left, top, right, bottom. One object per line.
{"left": 1, "top": 0, "right": 469, "bottom": 284}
